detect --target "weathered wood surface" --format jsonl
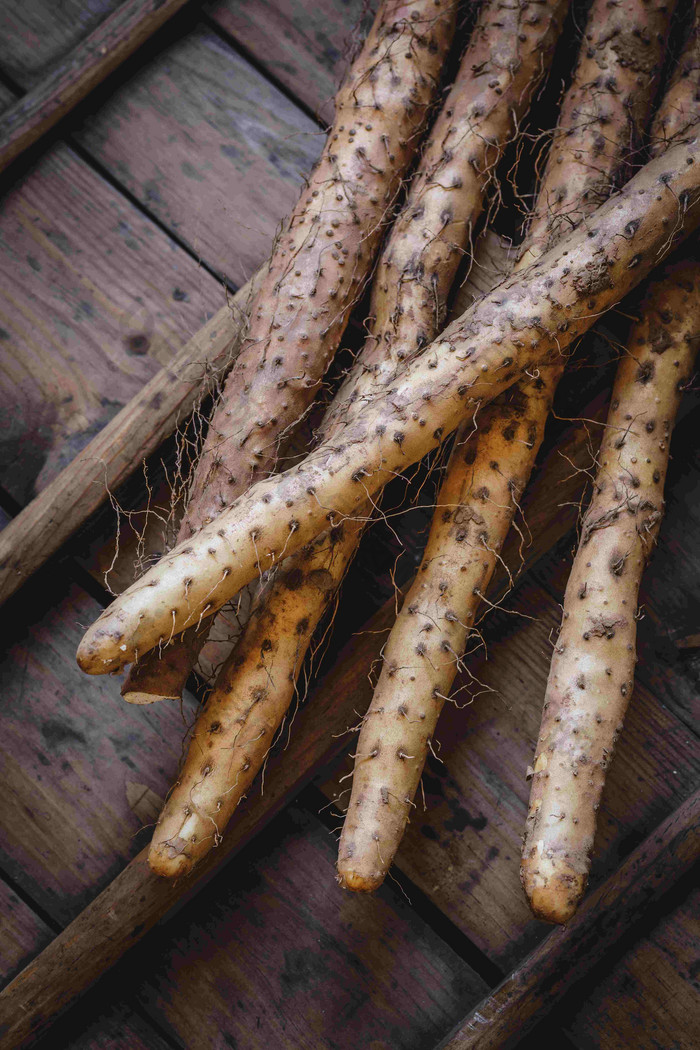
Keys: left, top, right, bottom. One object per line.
{"left": 567, "top": 886, "right": 700, "bottom": 1049}
{"left": 0, "top": 572, "right": 389, "bottom": 1048}
{"left": 0, "top": 880, "right": 53, "bottom": 986}
{"left": 206, "top": 0, "right": 372, "bottom": 123}
{"left": 74, "top": 24, "right": 322, "bottom": 283}
{"left": 436, "top": 788, "right": 700, "bottom": 1050}
{"left": 0, "top": 1, "right": 122, "bottom": 88}
{"left": 0, "top": 278, "right": 253, "bottom": 604}
{"left": 0, "top": 0, "right": 191, "bottom": 174}
{"left": 134, "top": 806, "right": 487, "bottom": 1050}
{"left": 0, "top": 143, "right": 222, "bottom": 509}
{"left": 0, "top": 582, "right": 198, "bottom": 925}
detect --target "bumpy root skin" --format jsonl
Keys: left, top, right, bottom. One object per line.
{"left": 120, "top": 0, "right": 456, "bottom": 705}
{"left": 148, "top": 519, "right": 363, "bottom": 877}
{"left": 149, "top": 0, "right": 569, "bottom": 876}
{"left": 77, "top": 134, "right": 700, "bottom": 676}
{"left": 337, "top": 378, "right": 553, "bottom": 887}
{"left": 521, "top": 259, "right": 700, "bottom": 924}
{"left": 521, "top": 5, "right": 700, "bottom": 926}
{"left": 338, "top": 0, "right": 671, "bottom": 892}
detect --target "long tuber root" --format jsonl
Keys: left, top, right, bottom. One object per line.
{"left": 520, "top": 257, "right": 700, "bottom": 924}
{"left": 147, "top": 0, "right": 568, "bottom": 876}
{"left": 148, "top": 519, "right": 364, "bottom": 876}
{"left": 120, "top": 0, "right": 457, "bottom": 704}
{"left": 336, "top": 0, "right": 673, "bottom": 892}
{"left": 520, "top": 9, "right": 700, "bottom": 923}
{"left": 77, "top": 133, "right": 700, "bottom": 676}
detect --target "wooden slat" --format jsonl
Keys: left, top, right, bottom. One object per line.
{"left": 134, "top": 806, "right": 487, "bottom": 1050}
{"left": 567, "top": 887, "right": 700, "bottom": 1049}
{"left": 0, "top": 1, "right": 122, "bottom": 88}
{"left": 0, "top": 881, "right": 53, "bottom": 987}
{"left": 0, "top": 582, "right": 198, "bottom": 924}
{"left": 0, "top": 278, "right": 253, "bottom": 603}
{"left": 436, "top": 788, "right": 700, "bottom": 1050}
{"left": 0, "top": 574, "right": 390, "bottom": 1048}
{"left": 0, "top": 143, "right": 221, "bottom": 507}
{"left": 73, "top": 23, "right": 322, "bottom": 283}
{"left": 206, "top": 0, "right": 372, "bottom": 123}
{"left": 0, "top": 0, "right": 190, "bottom": 175}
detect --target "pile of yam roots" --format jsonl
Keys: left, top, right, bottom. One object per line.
{"left": 77, "top": 0, "right": 700, "bottom": 924}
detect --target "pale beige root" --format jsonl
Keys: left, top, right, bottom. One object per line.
{"left": 119, "top": 0, "right": 457, "bottom": 704}
{"left": 521, "top": 258, "right": 700, "bottom": 924}
{"left": 148, "top": 517, "right": 364, "bottom": 877}
{"left": 337, "top": 376, "right": 556, "bottom": 890}
{"left": 520, "top": 10, "right": 700, "bottom": 925}
{"left": 328, "top": 0, "right": 569, "bottom": 418}
{"left": 76, "top": 134, "right": 700, "bottom": 677}
{"left": 651, "top": 3, "right": 700, "bottom": 157}
{"left": 337, "top": 0, "right": 672, "bottom": 891}
{"left": 518, "top": 0, "right": 673, "bottom": 266}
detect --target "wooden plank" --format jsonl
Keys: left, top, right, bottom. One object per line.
{"left": 74, "top": 24, "right": 322, "bottom": 283}
{"left": 0, "top": 571, "right": 391, "bottom": 1048}
{"left": 0, "top": 142, "right": 222, "bottom": 508}
{"left": 0, "top": 2, "right": 121, "bottom": 88}
{"left": 0, "top": 580, "right": 198, "bottom": 925}
{"left": 321, "top": 570, "right": 700, "bottom": 970}
{"left": 134, "top": 805, "right": 487, "bottom": 1050}
{"left": 51, "top": 1004, "right": 177, "bottom": 1050}
{"left": 566, "top": 887, "right": 700, "bottom": 1049}
{"left": 206, "top": 0, "right": 373, "bottom": 123}
{"left": 0, "top": 880, "right": 53, "bottom": 987}
{"left": 0, "top": 0, "right": 190, "bottom": 175}
{"left": 435, "top": 788, "right": 700, "bottom": 1050}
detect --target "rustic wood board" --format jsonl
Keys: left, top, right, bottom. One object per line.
{"left": 73, "top": 23, "right": 322, "bottom": 284}
{"left": 206, "top": 0, "right": 372, "bottom": 123}
{"left": 566, "top": 886, "right": 700, "bottom": 1049}
{"left": 0, "top": 880, "right": 53, "bottom": 986}
{"left": 0, "top": 143, "right": 222, "bottom": 505}
{"left": 0, "top": 1, "right": 123, "bottom": 88}
{"left": 131, "top": 805, "right": 488, "bottom": 1050}
{"left": 0, "top": 579, "right": 199, "bottom": 924}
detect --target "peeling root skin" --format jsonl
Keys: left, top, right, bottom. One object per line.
{"left": 121, "top": 689, "right": 180, "bottom": 705}
{"left": 148, "top": 841, "right": 194, "bottom": 879}
{"left": 336, "top": 868, "right": 384, "bottom": 893}
{"left": 520, "top": 857, "right": 585, "bottom": 925}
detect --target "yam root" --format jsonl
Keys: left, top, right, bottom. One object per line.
{"left": 521, "top": 14, "right": 700, "bottom": 923}
{"left": 336, "top": 0, "right": 671, "bottom": 892}
{"left": 120, "top": 0, "right": 457, "bottom": 704}
{"left": 520, "top": 257, "right": 700, "bottom": 924}
{"left": 148, "top": 519, "right": 364, "bottom": 877}
{"left": 76, "top": 134, "right": 700, "bottom": 676}
{"left": 147, "top": 0, "right": 568, "bottom": 875}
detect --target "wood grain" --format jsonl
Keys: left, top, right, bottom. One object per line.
{"left": 436, "top": 788, "right": 700, "bottom": 1050}
{"left": 0, "top": 583, "right": 198, "bottom": 924}
{"left": 0, "top": 880, "right": 53, "bottom": 987}
{"left": 0, "top": 143, "right": 222, "bottom": 508}
{"left": 0, "top": 570, "right": 390, "bottom": 1048}
{"left": 0, "top": 272, "right": 256, "bottom": 603}
{"left": 206, "top": 0, "right": 373, "bottom": 123}
{"left": 567, "top": 886, "right": 700, "bottom": 1049}
{"left": 74, "top": 23, "right": 322, "bottom": 283}
{"left": 0, "top": 1, "right": 122, "bottom": 88}
{"left": 135, "top": 806, "right": 487, "bottom": 1050}
{"left": 0, "top": 0, "right": 190, "bottom": 174}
